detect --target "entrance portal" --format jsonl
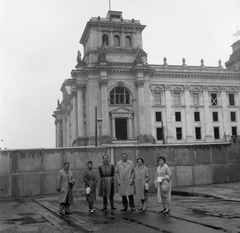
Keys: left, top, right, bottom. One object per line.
{"left": 115, "top": 118, "right": 127, "bottom": 140}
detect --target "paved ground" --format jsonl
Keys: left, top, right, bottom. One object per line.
{"left": 0, "top": 182, "right": 240, "bottom": 233}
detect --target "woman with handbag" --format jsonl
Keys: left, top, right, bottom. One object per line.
{"left": 83, "top": 161, "right": 97, "bottom": 213}
{"left": 154, "top": 156, "right": 172, "bottom": 214}
{"left": 134, "top": 158, "right": 150, "bottom": 212}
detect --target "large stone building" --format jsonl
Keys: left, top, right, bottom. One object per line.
{"left": 53, "top": 11, "right": 240, "bottom": 147}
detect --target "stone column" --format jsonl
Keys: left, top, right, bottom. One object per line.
{"left": 62, "top": 114, "right": 67, "bottom": 147}
{"left": 238, "top": 86, "right": 240, "bottom": 135}
{"left": 66, "top": 110, "right": 70, "bottom": 147}
{"left": 99, "top": 77, "right": 110, "bottom": 138}
{"left": 184, "top": 85, "right": 194, "bottom": 142}
{"left": 121, "top": 32, "right": 125, "bottom": 47}
{"left": 109, "top": 31, "right": 114, "bottom": 47}
{"left": 55, "top": 119, "right": 62, "bottom": 147}
{"left": 128, "top": 115, "right": 133, "bottom": 139}
{"left": 221, "top": 86, "right": 230, "bottom": 141}
{"left": 202, "top": 86, "right": 214, "bottom": 142}
{"left": 135, "top": 79, "right": 145, "bottom": 135}
{"left": 77, "top": 84, "right": 84, "bottom": 138}
{"left": 164, "top": 85, "right": 175, "bottom": 143}
{"left": 111, "top": 116, "right": 116, "bottom": 140}
{"left": 71, "top": 88, "right": 78, "bottom": 144}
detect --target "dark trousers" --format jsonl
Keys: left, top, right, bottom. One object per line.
{"left": 122, "top": 195, "right": 135, "bottom": 209}
{"left": 103, "top": 196, "right": 114, "bottom": 209}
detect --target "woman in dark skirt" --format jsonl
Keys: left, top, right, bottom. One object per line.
{"left": 83, "top": 161, "right": 97, "bottom": 213}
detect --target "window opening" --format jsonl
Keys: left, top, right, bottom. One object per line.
{"left": 194, "top": 112, "right": 200, "bottom": 121}
{"left": 229, "top": 93, "right": 235, "bottom": 106}
{"left": 230, "top": 112, "right": 236, "bottom": 122}
{"left": 175, "top": 112, "right": 181, "bottom": 122}
{"left": 110, "top": 87, "right": 130, "bottom": 104}
{"left": 212, "top": 112, "right": 218, "bottom": 121}
{"left": 214, "top": 127, "right": 220, "bottom": 139}
{"left": 176, "top": 127, "right": 182, "bottom": 140}
{"left": 195, "top": 127, "right": 201, "bottom": 139}
{"left": 211, "top": 93, "right": 218, "bottom": 106}
{"left": 155, "top": 112, "right": 162, "bottom": 122}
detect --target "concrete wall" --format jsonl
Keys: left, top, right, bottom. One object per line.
{"left": 0, "top": 143, "right": 240, "bottom": 199}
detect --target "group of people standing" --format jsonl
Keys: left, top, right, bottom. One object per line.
{"left": 56, "top": 153, "right": 172, "bottom": 216}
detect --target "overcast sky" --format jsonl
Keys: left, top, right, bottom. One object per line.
{"left": 0, "top": 0, "right": 239, "bottom": 149}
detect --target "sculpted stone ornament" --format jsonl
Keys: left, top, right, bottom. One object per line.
{"left": 75, "top": 50, "right": 85, "bottom": 68}
{"left": 98, "top": 45, "right": 107, "bottom": 63}
{"left": 134, "top": 80, "right": 144, "bottom": 88}
{"left": 99, "top": 79, "right": 108, "bottom": 87}
{"left": 163, "top": 57, "right": 167, "bottom": 65}
{"left": 135, "top": 46, "right": 143, "bottom": 64}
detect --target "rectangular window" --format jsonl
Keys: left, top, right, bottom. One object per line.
{"left": 192, "top": 93, "right": 200, "bottom": 105}
{"left": 176, "top": 127, "right": 182, "bottom": 140}
{"left": 154, "top": 92, "right": 161, "bottom": 105}
{"left": 214, "top": 127, "right": 220, "bottom": 139}
{"left": 230, "top": 112, "right": 236, "bottom": 122}
{"left": 155, "top": 112, "right": 162, "bottom": 122}
{"left": 229, "top": 93, "right": 235, "bottom": 106}
{"left": 194, "top": 112, "right": 200, "bottom": 121}
{"left": 175, "top": 112, "right": 181, "bottom": 122}
{"left": 232, "top": 127, "right": 237, "bottom": 136}
{"left": 173, "top": 92, "right": 181, "bottom": 105}
{"left": 156, "top": 127, "right": 163, "bottom": 140}
{"left": 195, "top": 127, "right": 201, "bottom": 140}
{"left": 211, "top": 93, "right": 218, "bottom": 106}
{"left": 212, "top": 112, "right": 218, "bottom": 121}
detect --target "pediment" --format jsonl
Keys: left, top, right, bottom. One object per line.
{"left": 110, "top": 106, "right": 133, "bottom": 114}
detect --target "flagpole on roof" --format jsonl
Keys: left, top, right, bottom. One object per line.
{"left": 109, "top": 0, "right": 111, "bottom": 11}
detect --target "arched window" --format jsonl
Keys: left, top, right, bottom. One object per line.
{"left": 110, "top": 87, "right": 130, "bottom": 104}
{"left": 114, "top": 35, "right": 120, "bottom": 47}
{"left": 102, "top": 34, "right": 109, "bottom": 46}
{"left": 125, "top": 36, "right": 131, "bottom": 47}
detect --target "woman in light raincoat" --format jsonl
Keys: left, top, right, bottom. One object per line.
{"left": 154, "top": 156, "right": 172, "bottom": 214}
{"left": 134, "top": 158, "right": 150, "bottom": 212}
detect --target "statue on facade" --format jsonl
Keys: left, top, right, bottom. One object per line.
{"left": 75, "top": 50, "right": 85, "bottom": 68}
{"left": 98, "top": 45, "right": 107, "bottom": 62}
{"left": 135, "top": 46, "right": 143, "bottom": 64}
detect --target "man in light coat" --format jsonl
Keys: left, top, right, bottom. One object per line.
{"left": 56, "top": 162, "right": 75, "bottom": 216}
{"left": 115, "top": 153, "right": 135, "bottom": 211}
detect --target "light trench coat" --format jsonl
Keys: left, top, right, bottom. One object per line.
{"left": 134, "top": 165, "right": 150, "bottom": 200}
{"left": 56, "top": 169, "right": 75, "bottom": 204}
{"left": 154, "top": 164, "right": 172, "bottom": 204}
{"left": 115, "top": 159, "right": 135, "bottom": 196}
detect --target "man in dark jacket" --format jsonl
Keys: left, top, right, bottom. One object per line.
{"left": 99, "top": 154, "right": 116, "bottom": 211}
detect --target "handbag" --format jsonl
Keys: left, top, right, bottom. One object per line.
{"left": 161, "top": 180, "right": 169, "bottom": 193}
{"left": 86, "top": 187, "right": 91, "bottom": 195}
{"left": 144, "top": 183, "right": 149, "bottom": 191}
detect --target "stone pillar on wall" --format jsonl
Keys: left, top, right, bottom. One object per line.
{"left": 62, "top": 115, "right": 67, "bottom": 147}
{"left": 221, "top": 86, "right": 230, "bottom": 141}
{"left": 109, "top": 31, "right": 114, "bottom": 47}
{"left": 71, "top": 88, "right": 78, "bottom": 145}
{"left": 66, "top": 110, "right": 70, "bottom": 147}
{"left": 135, "top": 79, "right": 145, "bottom": 136}
{"left": 111, "top": 116, "right": 116, "bottom": 140}
{"left": 76, "top": 84, "right": 85, "bottom": 145}
{"left": 164, "top": 85, "right": 175, "bottom": 143}
{"left": 238, "top": 86, "right": 240, "bottom": 135}
{"left": 184, "top": 85, "right": 194, "bottom": 142}
{"left": 203, "top": 86, "right": 214, "bottom": 142}
{"left": 99, "top": 71, "right": 111, "bottom": 144}
{"left": 128, "top": 115, "right": 133, "bottom": 139}
{"left": 55, "top": 119, "right": 62, "bottom": 147}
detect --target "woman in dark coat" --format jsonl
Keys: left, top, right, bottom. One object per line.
{"left": 99, "top": 154, "right": 116, "bottom": 211}
{"left": 83, "top": 161, "right": 97, "bottom": 213}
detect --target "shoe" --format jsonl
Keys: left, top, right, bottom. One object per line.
{"left": 59, "top": 212, "right": 65, "bottom": 216}
{"left": 138, "top": 207, "right": 143, "bottom": 211}
{"left": 164, "top": 209, "right": 170, "bottom": 214}
{"left": 90, "top": 209, "right": 94, "bottom": 213}
{"left": 120, "top": 208, "right": 127, "bottom": 211}
{"left": 131, "top": 207, "right": 135, "bottom": 211}
{"left": 141, "top": 208, "right": 146, "bottom": 212}
{"left": 111, "top": 206, "right": 116, "bottom": 210}
{"left": 159, "top": 208, "right": 166, "bottom": 213}
{"left": 65, "top": 211, "right": 73, "bottom": 214}
{"left": 102, "top": 207, "right": 107, "bottom": 212}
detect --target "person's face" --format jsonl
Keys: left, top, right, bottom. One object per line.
{"left": 64, "top": 163, "right": 69, "bottom": 171}
{"left": 122, "top": 154, "right": 128, "bottom": 162}
{"left": 158, "top": 158, "right": 164, "bottom": 165}
{"left": 103, "top": 155, "right": 108, "bottom": 164}
{"left": 87, "top": 163, "right": 92, "bottom": 169}
{"left": 137, "top": 159, "right": 143, "bottom": 166}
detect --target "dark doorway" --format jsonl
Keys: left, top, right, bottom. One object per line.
{"left": 115, "top": 118, "right": 127, "bottom": 140}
